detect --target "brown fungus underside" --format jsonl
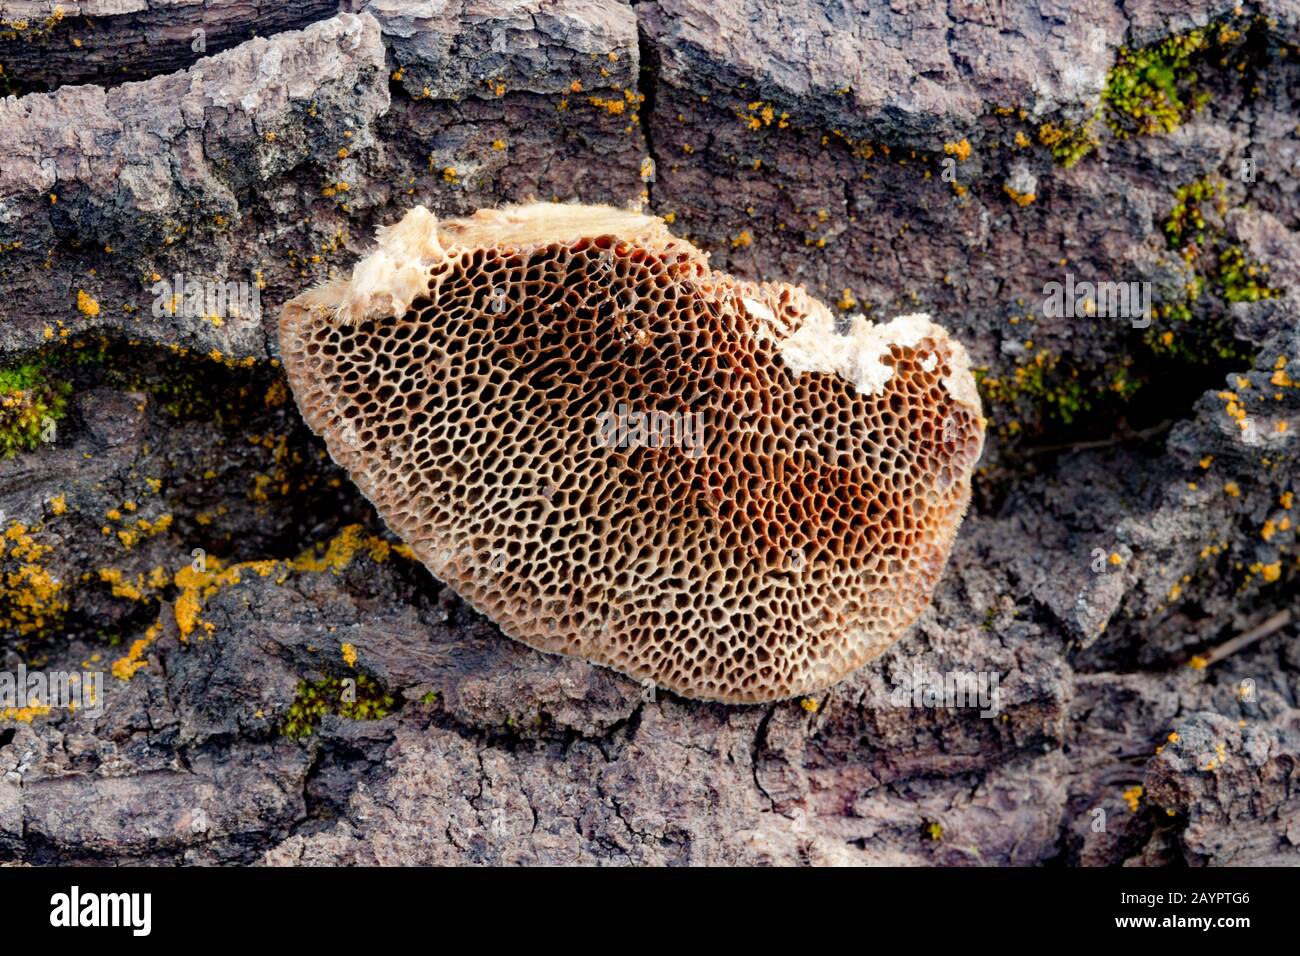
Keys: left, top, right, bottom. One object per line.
{"left": 279, "top": 203, "right": 985, "bottom": 704}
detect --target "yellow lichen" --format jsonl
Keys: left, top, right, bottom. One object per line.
{"left": 943, "top": 139, "right": 971, "bottom": 161}
{"left": 0, "top": 521, "right": 67, "bottom": 637}
{"left": 76, "top": 289, "right": 100, "bottom": 317}
{"left": 111, "top": 622, "right": 159, "bottom": 680}
{"left": 1003, "top": 185, "right": 1036, "bottom": 206}
{"left": 0, "top": 702, "right": 53, "bottom": 723}
{"left": 98, "top": 567, "right": 147, "bottom": 602}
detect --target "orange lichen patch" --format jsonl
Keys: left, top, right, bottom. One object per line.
{"left": 1271, "top": 356, "right": 1293, "bottom": 388}
{"left": 943, "top": 139, "right": 971, "bottom": 161}
{"left": 76, "top": 289, "right": 100, "bottom": 317}
{"left": 1003, "top": 185, "right": 1036, "bottom": 206}
{"left": 739, "top": 101, "right": 788, "bottom": 131}
{"left": 98, "top": 567, "right": 150, "bottom": 601}
{"left": 289, "top": 523, "right": 396, "bottom": 573}
{"left": 112, "top": 622, "right": 160, "bottom": 680}
{"left": 1122, "top": 785, "right": 1143, "bottom": 811}
{"left": 342, "top": 642, "right": 358, "bottom": 667}
{"left": 109, "top": 525, "right": 408, "bottom": 680}
{"left": 0, "top": 522, "right": 67, "bottom": 637}
{"left": 169, "top": 528, "right": 397, "bottom": 637}
{"left": 1249, "top": 561, "right": 1282, "bottom": 583}
{"left": 0, "top": 702, "right": 53, "bottom": 723}
{"left": 173, "top": 561, "right": 244, "bottom": 640}
{"left": 112, "top": 512, "right": 173, "bottom": 550}
{"left": 279, "top": 203, "right": 985, "bottom": 703}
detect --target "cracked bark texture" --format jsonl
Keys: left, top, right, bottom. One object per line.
{"left": 0, "top": 0, "right": 1298, "bottom": 865}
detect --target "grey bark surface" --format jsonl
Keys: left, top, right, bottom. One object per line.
{"left": 0, "top": 0, "right": 1297, "bottom": 864}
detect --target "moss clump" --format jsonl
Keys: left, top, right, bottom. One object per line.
{"left": 980, "top": 171, "right": 1278, "bottom": 448}
{"left": 1217, "top": 245, "right": 1281, "bottom": 303}
{"left": 1037, "top": 119, "right": 1099, "bottom": 168}
{"left": 0, "top": 64, "right": 23, "bottom": 98}
{"left": 1103, "top": 30, "right": 1215, "bottom": 137}
{"left": 1103, "top": 17, "right": 1266, "bottom": 139}
{"left": 43, "top": 334, "right": 272, "bottom": 426}
{"left": 281, "top": 673, "right": 396, "bottom": 739}
{"left": 1163, "top": 177, "right": 1222, "bottom": 250}
{"left": 1146, "top": 176, "right": 1280, "bottom": 365}
{"left": 976, "top": 350, "right": 1140, "bottom": 439}
{"left": 0, "top": 361, "right": 70, "bottom": 458}
{"left": 1034, "top": 16, "right": 1267, "bottom": 168}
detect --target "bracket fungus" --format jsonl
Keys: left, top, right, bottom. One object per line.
{"left": 279, "top": 203, "right": 985, "bottom": 704}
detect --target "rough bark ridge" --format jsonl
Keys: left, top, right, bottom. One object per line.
{"left": 0, "top": 0, "right": 1297, "bottom": 865}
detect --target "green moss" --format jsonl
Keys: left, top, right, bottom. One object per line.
{"left": 1103, "top": 17, "right": 1266, "bottom": 139}
{"left": 0, "top": 65, "right": 23, "bottom": 98}
{"left": 1033, "top": 16, "right": 1267, "bottom": 168}
{"left": 1103, "top": 30, "right": 1214, "bottom": 137}
{"left": 1217, "top": 245, "right": 1281, "bottom": 302}
{"left": 1037, "top": 119, "right": 1099, "bottom": 168}
{"left": 1147, "top": 176, "right": 1282, "bottom": 364}
{"left": 34, "top": 335, "right": 272, "bottom": 426}
{"left": 976, "top": 350, "right": 1138, "bottom": 438}
{"left": 281, "top": 673, "right": 396, "bottom": 739}
{"left": 0, "top": 360, "right": 70, "bottom": 458}
{"left": 1163, "top": 177, "right": 1223, "bottom": 250}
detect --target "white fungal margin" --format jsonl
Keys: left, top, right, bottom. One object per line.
{"left": 775, "top": 309, "right": 981, "bottom": 410}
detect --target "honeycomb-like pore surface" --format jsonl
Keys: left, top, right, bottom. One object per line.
{"left": 279, "top": 203, "right": 985, "bottom": 703}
